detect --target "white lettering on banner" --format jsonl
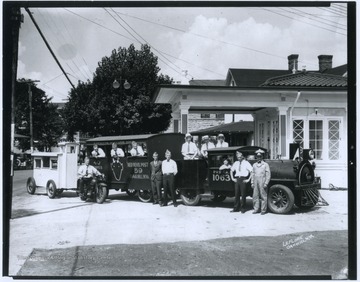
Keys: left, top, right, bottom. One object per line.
{"left": 131, "top": 174, "right": 149, "bottom": 179}
{"left": 127, "top": 162, "right": 148, "bottom": 168}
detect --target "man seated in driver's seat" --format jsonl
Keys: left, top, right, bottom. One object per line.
{"left": 77, "top": 157, "right": 102, "bottom": 195}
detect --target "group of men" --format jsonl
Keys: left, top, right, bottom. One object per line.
{"left": 78, "top": 133, "right": 271, "bottom": 214}
{"left": 229, "top": 149, "right": 271, "bottom": 215}
{"left": 181, "top": 133, "right": 228, "bottom": 160}
{"left": 91, "top": 141, "right": 145, "bottom": 162}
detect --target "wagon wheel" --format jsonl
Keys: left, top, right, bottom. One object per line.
{"left": 126, "top": 189, "right": 137, "bottom": 197}
{"left": 180, "top": 189, "right": 201, "bottom": 206}
{"left": 46, "top": 180, "right": 57, "bottom": 199}
{"left": 138, "top": 189, "right": 152, "bottom": 203}
{"left": 212, "top": 193, "right": 226, "bottom": 202}
{"left": 26, "top": 177, "right": 36, "bottom": 195}
{"left": 267, "top": 184, "right": 294, "bottom": 214}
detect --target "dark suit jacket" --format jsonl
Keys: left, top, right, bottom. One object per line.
{"left": 150, "top": 160, "right": 163, "bottom": 181}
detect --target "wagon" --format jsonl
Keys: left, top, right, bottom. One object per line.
{"left": 85, "top": 133, "right": 184, "bottom": 202}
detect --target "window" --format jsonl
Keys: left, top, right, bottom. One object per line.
{"left": 216, "top": 113, "right": 224, "bottom": 119}
{"left": 328, "top": 120, "right": 340, "bottom": 160}
{"left": 201, "top": 114, "right": 210, "bottom": 118}
{"left": 309, "top": 120, "right": 323, "bottom": 160}
{"left": 35, "top": 159, "right": 41, "bottom": 168}
{"left": 293, "top": 120, "right": 304, "bottom": 155}
{"left": 292, "top": 118, "right": 341, "bottom": 161}
{"left": 43, "top": 157, "right": 50, "bottom": 168}
{"left": 51, "top": 159, "right": 58, "bottom": 170}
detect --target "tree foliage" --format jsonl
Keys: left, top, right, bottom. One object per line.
{"left": 15, "top": 79, "right": 65, "bottom": 151}
{"left": 63, "top": 44, "right": 173, "bottom": 137}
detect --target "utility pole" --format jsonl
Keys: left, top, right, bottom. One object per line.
{"left": 3, "top": 4, "right": 23, "bottom": 275}
{"left": 21, "top": 80, "right": 40, "bottom": 153}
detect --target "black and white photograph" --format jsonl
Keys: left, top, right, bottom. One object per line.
{"left": 3, "top": 1, "right": 355, "bottom": 279}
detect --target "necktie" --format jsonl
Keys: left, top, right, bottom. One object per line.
{"left": 188, "top": 143, "right": 190, "bottom": 153}
{"left": 239, "top": 161, "right": 242, "bottom": 172}
{"left": 86, "top": 165, "right": 88, "bottom": 175}
{"left": 136, "top": 147, "right": 138, "bottom": 155}
{"left": 206, "top": 143, "right": 208, "bottom": 150}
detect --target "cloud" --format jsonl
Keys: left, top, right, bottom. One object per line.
{"left": 160, "top": 11, "right": 347, "bottom": 82}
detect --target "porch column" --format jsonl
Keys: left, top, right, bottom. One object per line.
{"left": 180, "top": 105, "right": 190, "bottom": 134}
{"left": 278, "top": 107, "right": 288, "bottom": 158}
{"left": 172, "top": 112, "right": 180, "bottom": 133}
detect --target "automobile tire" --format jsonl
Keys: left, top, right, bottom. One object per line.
{"left": 138, "top": 189, "right": 152, "bottom": 203}
{"left": 267, "top": 184, "right": 295, "bottom": 214}
{"left": 180, "top": 189, "right": 201, "bottom": 206}
{"left": 26, "top": 177, "right": 36, "bottom": 195}
{"left": 46, "top": 180, "right": 57, "bottom": 199}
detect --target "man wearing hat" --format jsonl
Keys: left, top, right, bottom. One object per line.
{"left": 181, "top": 133, "right": 199, "bottom": 160}
{"left": 200, "top": 135, "right": 215, "bottom": 159}
{"left": 251, "top": 149, "right": 271, "bottom": 215}
{"left": 216, "top": 134, "right": 229, "bottom": 148}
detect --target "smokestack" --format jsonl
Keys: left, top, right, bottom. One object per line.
{"left": 288, "top": 54, "right": 299, "bottom": 73}
{"left": 318, "top": 55, "right": 333, "bottom": 72}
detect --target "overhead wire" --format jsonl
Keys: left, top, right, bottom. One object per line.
{"left": 278, "top": 7, "right": 347, "bottom": 31}
{"left": 56, "top": 9, "right": 94, "bottom": 79}
{"left": 292, "top": 7, "right": 347, "bottom": 27}
{"left": 262, "top": 7, "right": 347, "bottom": 36}
{"left": 36, "top": 9, "right": 89, "bottom": 83}
{"left": 104, "top": 8, "right": 187, "bottom": 79}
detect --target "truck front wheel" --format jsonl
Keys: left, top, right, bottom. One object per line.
{"left": 26, "top": 177, "right": 36, "bottom": 194}
{"left": 267, "top": 184, "right": 294, "bottom": 214}
{"left": 46, "top": 180, "right": 57, "bottom": 199}
{"left": 180, "top": 189, "right": 201, "bottom": 206}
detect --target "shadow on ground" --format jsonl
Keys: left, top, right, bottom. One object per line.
{"left": 16, "top": 230, "right": 347, "bottom": 278}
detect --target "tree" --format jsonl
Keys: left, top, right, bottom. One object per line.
{"left": 15, "top": 79, "right": 65, "bottom": 152}
{"left": 63, "top": 44, "right": 173, "bottom": 137}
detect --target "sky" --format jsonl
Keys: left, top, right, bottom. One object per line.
{"left": 17, "top": 3, "right": 348, "bottom": 103}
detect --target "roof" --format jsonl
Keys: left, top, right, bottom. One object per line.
{"left": 191, "top": 121, "right": 254, "bottom": 135}
{"left": 322, "top": 64, "right": 347, "bottom": 76}
{"left": 261, "top": 72, "right": 347, "bottom": 87}
{"left": 86, "top": 134, "right": 156, "bottom": 144}
{"left": 189, "top": 80, "right": 226, "bottom": 86}
{"left": 226, "top": 69, "right": 291, "bottom": 87}
{"left": 207, "top": 145, "right": 267, "bottom": 154}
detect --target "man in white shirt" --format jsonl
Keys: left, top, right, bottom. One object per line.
{"left": 216, "top": 133, "right": 229, "bottom": 148}
{"left": 91, "top": 144, "right": 105, "bottom": 158}
{"left": 78, "top": 157, "right": 102, "bottom": 196}
{"left": 230, "top": 151, "right": 253, "bottom": 213}
{"left": 110, "top": 143, "right": 125, "bottom": 162}
{"left": 161, "top": 150, "right": 178, "bottom": 207}
{"left": 130, "top": 141, "right": 145, "bottom": 156}
{"left": 181, "top": 133, "right": 199, "bottom": 160}
{"left": 200, "top": 135, "right": 215, "bottom": 159}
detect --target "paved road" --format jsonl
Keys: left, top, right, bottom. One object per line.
{"left": 8, "top": 169, "right": 348, "bottom": 277}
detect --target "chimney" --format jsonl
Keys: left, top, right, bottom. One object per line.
{"left": 288, "top": 54, "right": 299, "bottom": 73}
{"left": 318, "top": 55, "right": 333, "bottom": 72}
